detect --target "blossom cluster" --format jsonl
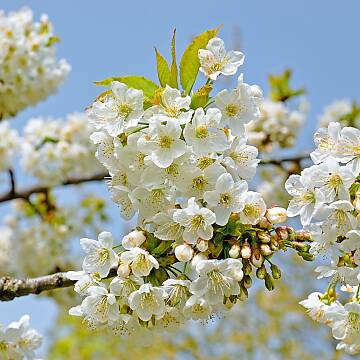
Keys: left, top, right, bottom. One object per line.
{"left": 285, "top": 121, "right": 360, "bottom": 355}
{"left": 0, "top": 7, "right": 70, "bottom": 119}
{"left": 246, "top": 98, "right": 307, "bottom": 152}
{"left": 0, "top": 120, "right": 20, "bottom": 173}
{"left": 0, "top": 315, "right": 42, "bottom": 360}
{"left": 21, "top": 113, "right": 104, "bottom": 185}
{"left": 68, "top": 36, "right": 314, "bottom": 338}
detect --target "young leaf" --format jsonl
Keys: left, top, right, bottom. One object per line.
{"left": 180, "top": 27, "right": 220, "bottom": 94}
{"left": 190, "top": 84, "right": 212, "bottom": 109}
{"left": 94, "top": 75, "right": 159, "bottom": 100}
{"left": 155, "top": 48, "right": 171, "bottom": 87}
{"left": 169, "top": 29, "right": 178, "bottom": 89}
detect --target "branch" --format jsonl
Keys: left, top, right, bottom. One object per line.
{"left": 0, "top": 268, "right": 118, "bottom": 301}
{"left": 0, "top": 172, "right": 108, "bottom": 204}
{"left": 260, "top": 152, "right": 310, "bottom": 166}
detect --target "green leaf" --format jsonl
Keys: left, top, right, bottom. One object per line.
{"left": 180, "top": 27, "right": 220, "bottom": 94}
{"left": 190, "top": 84, "right": 212, "bottom": 109}
{"left": 169, "top": 29, "right": 178, "bottom": 88}
{"left": 155, "top": 48, "right": 171, "bottom": 87}
{"left": 152, "top": 240, "right": 174, "bottom": 257}
{"left": 94, "top": 75, "right": 159, "bottom": 100}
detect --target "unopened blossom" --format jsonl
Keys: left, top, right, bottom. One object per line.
{"left": 80, "top": 231, "right": 119, "bottom": 278}
{"left": 120, "top": 247, "right": 159, "bottom": 277}
{"left": 122, "top": 230, "right": 146, "bottom": 250}
{"left": 266, "top": 206, "right": 287, "bottom": 224}
{"left": 174, "top": 244, "right": 194, "bottom": 262}
{"left": 198, "top": 37, "right": 244, "bottom": 80}
{"left": 128, "top": 284, "right": 167, "bottom": 321}
{"left": 173, "top": 197, "right": 216, "bottom": 243}
{"left": 89, "top": 81, "right": 144, "bottom": 136}
{"left": 204, "top": 173, "right": 248, "bottom": 225}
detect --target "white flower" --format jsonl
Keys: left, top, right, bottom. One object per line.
{"left": 155, "top": 306, "right": 185, "bottom": 332}
{"left": 190, "top": 259, "right": 242, "bottom": 304}
{"left": 174, "top": 244, "right": 194, "bottom": 262}
{"left": 109, "top": 276, "right": 142, "bottom": 305}
{"left": 89, "top": 81, "right": 144, "bottom": 136}
{"left": 122, "top": 230, "right": 146, "bottom": 250}
{"left": 66, "top": 271, "right": 100, "bottom": 295}
{"left": 111, "top": 188, "right": 138, "bottom": 220}
{"left": 5, "top": 315, "right": 42, "bottom": 359}
{"left": 137, "top": 117, "right": 186, "bottom": 168}
{"left": 285, "top": 169, "right": 326, "bottom": 226}
{"left": 80, "top": 232, "right": 119, "bottom": 277}
{"left": 0, "top": 122, "right": 20, "bottom": 172}
{"left": 215, "top": 74, "right": 262, "bottom": 135}
{"left": 78, "top": 286, "right": 119, "bottom": 324}
{"left": 326, "top": 302, "right": 360, "bottom": 350}
{"left": 299, "top": 292, "right": 338, "bottom": 323}
{"left": 222, "top": 136, "right": 259, "bottom": 181}
{"left": 204, "top": 173, "right": 248, "bottom": 225}
{"left": 238, "top": 191, "right": 266, "bottom": 225}
{"left": 173, "top": 197, "right": 216, "bottom": 244}
{"left": 146, "top": 85, "right": 193, "bottom": 124}
{"left": 318, "top": 99, "right": 353, "bottom": 127}
{"left": 128, "top": 283, "right": 167, "bottom": 321}
{"left": 150, "top": 210, "right": 184, "bottom": 242}
{"left": 198, "top": 37, "right": 244, "bottom": 80}
{"left": 120, "top": 247, "right": 159, "bottom": 277}
{"left": 183, "top": 295, "right": 212, "bottom": 320}
{"left": 163, "top": 279, "right": 191, "bottom": 308}
{"left": 183, "top": 107, "right": 229, "bottom": 156}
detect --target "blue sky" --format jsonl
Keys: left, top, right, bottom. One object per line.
{"left": 1, "top": 0, "right": 360, "bottom": 355}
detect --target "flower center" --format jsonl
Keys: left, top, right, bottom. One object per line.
{"left": 243, "top": 204, "right": 261, "bottom": 219}
{"left": 95, "top": 296, "right": 109, "bottom": 317}
{"left": 191, "top": 215, "right": 205, "bottom": 230}
{"left": 328, "top": 174, "right": 342, "bottom": 189}
{"left": 166, "top": 163, "right": 180, "bottom": 177}
{"left": 118, "top": 103, "right": 133, "bottom": 118}
{"left": 209, "top": 62, "right": 223, "bottom": 73}
{"left": 167, "top": 285, "right": 189, "bottom": 307}
{"left": 133, "top": 253, "right": 151, "bottom": 274}
{"left": 165, "top": 106, "right": 180, "bottom": 117}
{"left": 195, "top": 125, "right": 209, "bottom": 139}
{"left": 220, "top": 193, "right": 231, "bottom": 205}
{"left": 197, "top": 157, "right": 215, "bottom": 170}
{"left": 158, "top": 135, "right": 174, "bottom": 149}
{"left": 89, "top": 248, "right": 109, "bottom": 266}
{"left": 192, "top": 176, "right": 208, "bottom": 190}
{"left": 225, "top": 104, "right": 240, "bottom": 117}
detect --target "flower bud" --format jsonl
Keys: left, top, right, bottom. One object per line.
{"left": 296, "top": 230, "right": 312, "bottom": 242}
{"left": 260, "top": 244, "right": 273, "bottom": 257}
{"left": 264, "top": 273, "right": 274, "bottom": 291}
{"left": 117, "top": 263, "right": 130, "bottom": 278}
{"left": 270, "top": 263, "right": 281, "bottom": 279}
{"left": 256, "top": 264, "right": 267, "bottom": 279}
{"left": 243, "top": 275, "right": 252, "bottom": 289}
{"left": 257, "top": 216, "right": 272, "bottom": 229}
{"left": 299, "top": 252, "right": 315, "bottom": 261}
{"left": 276, "top": 226, "right": 289, "bottom": 240}
{"left": 196, "top": 239, "right": 208, "bottom": 252}
{"left": 229, "top": 243, "right": 240, "bottom": 258}
{"left": 258, "top": 232, "right": 271, "bottom": 243}
{"left": 242, "top": 259, "right": 252, "bottom": 275}
{"left": 122, "top": 230, "right": 146, "bottom": 249}
{"left": 241, "top": 241, "right": 252, "bottom": 259}
{"left": 229, "top": 267, "right": 244, "bottom": 282}
{"left": 238, "top": 285, "right": 248, "bottom": 301}
{"left": 175, "top": 244, "right": 194, "bottom": 262}
{"left": 251, "top": 243, "right": 263, "bottom": 268}
{"left": 266, "top": 207, "right": 287, "bottom": 224}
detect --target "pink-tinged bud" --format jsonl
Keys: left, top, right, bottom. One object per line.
{"left": 197, "top": 239, "right": 208, "bottom": 252}
{"left": 258, "top": 232, "right": 271, "bottom": 243}
{"left": 276, "top": 226, "right": 289, "bottom": 240}
{"left": 117, "top": 264, "right": 130, "bottom": 278}
{"left": 191, "top": 253, "right": 207, "bottom": 268}
{"left": 229, "top": 244, "right": 241, "bottom": 258}
{"left": 122, "top": 230, "right": 146, "bottom": 249}
{"left": 266, "top": 207, "right": 287, "bottom": 224}
{"left": 296, "top": 230, "right": 312, "bottom": 242}
{"left": 241, "top": 242, "right": 252, "bottom": 259}
{"left": 251, "top": 243, "right": 264, "bottom": 268}
{"left": 260, "top": 244, "right": 273, "bottom": 256}
{"left": 175, "top": 244, "right": 194, "bottom": 262}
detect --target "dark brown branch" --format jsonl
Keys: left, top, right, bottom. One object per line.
{"left": 0, "top": 172, "right": 108, "bottom": 204}
{"left": 0, "top": 268, "right": 118, "bottom": 301}
{"left": 260, "top": 152, "right": 311, "bottom": 166}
